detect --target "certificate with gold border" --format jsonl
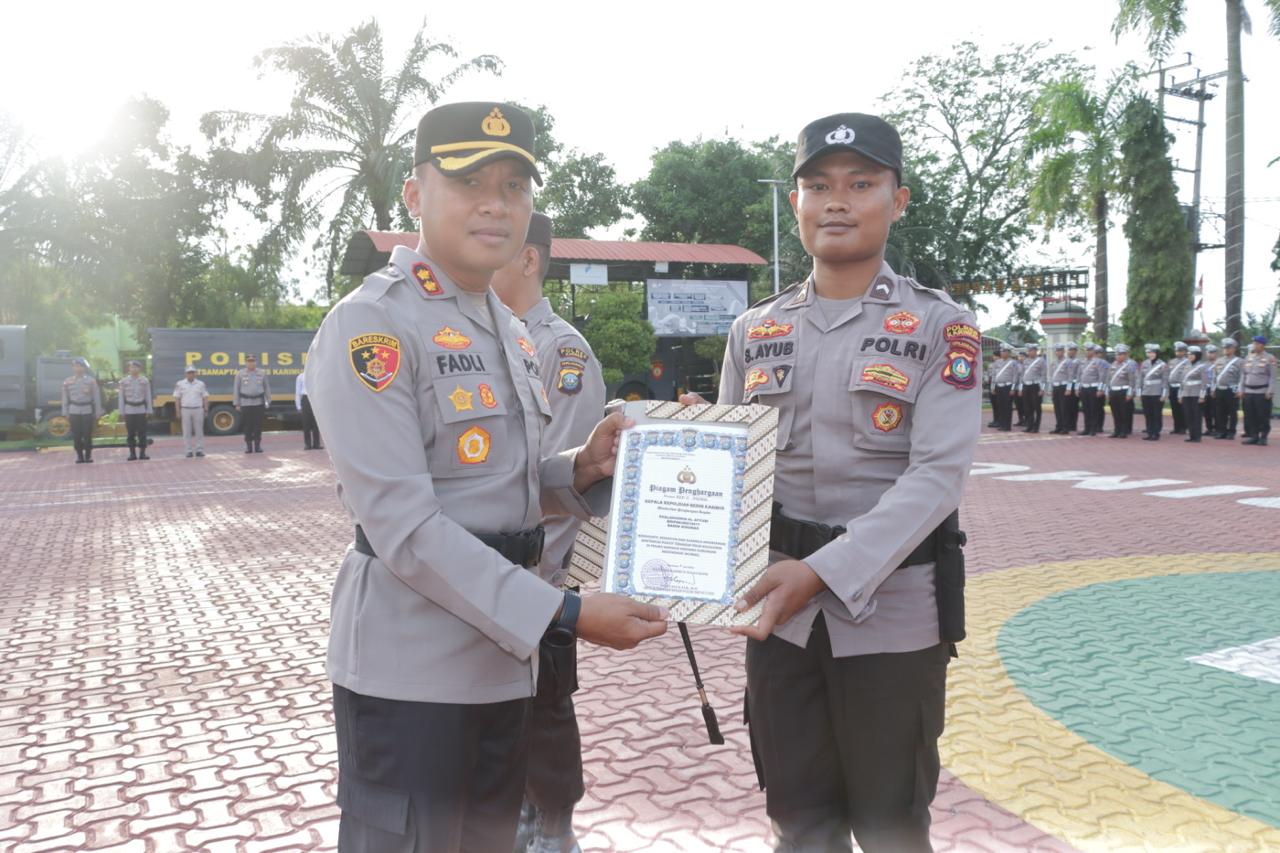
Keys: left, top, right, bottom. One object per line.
{"left": 569, "top": 401, "right": 778, "bottom": 626}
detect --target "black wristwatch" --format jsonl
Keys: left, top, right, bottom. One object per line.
{"left": 544, "top": 590, "right": 581, "bottom": 648}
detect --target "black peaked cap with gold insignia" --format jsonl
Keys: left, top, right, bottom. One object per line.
{"left": 526, "top": 212, "right": 554, "bottom": 249}
{"left": 792, "top": 113, "right": 902, "bottom": 181}
{"left": 414, "top": 102, "right": 542, "bottom": 185}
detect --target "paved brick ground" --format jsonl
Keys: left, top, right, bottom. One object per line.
{"left": 0, "top": 424, "right": 1277, "bottom": 852}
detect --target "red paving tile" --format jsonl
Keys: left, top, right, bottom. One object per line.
{"left": 1, "top": 427, "right": 1277, "bottom": 851}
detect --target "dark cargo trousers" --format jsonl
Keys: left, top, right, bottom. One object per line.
{"left": 746, "top": 616, "right": 949, "bottom": 853}
{"left": 525, "top": 642, "right": 585, "bottom": 813}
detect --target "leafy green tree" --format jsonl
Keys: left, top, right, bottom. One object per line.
{"left": 579, "top": 288, "right": 656, "bottom": 385}
{"left": 520, "top": 105, "right": 630, "bottom": 238}
{"left": 1117, "top": 96, "right": 1194, "bottom": 348}
{"left": 881, "top": 42, "right": 1084, "bottom": 297}
{"left": 693, "top": 334, "right": 729, "bottom": 386}
{"left": 1027, "top": 66, "right": 1137, "bottom": 343}
{"left": 1114, "top": 0, "right": 1280, "bottom": 342}
{"left": 202, "top": 19, "right": 501, "bottom": 289}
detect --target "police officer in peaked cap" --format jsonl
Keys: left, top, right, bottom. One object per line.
{"left": 685, "top": 111, "right": 980, "bottom": 851}
{"left": 304, "top": 102, "right": 668, "bottom": 853}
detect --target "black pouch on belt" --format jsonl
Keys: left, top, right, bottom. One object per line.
{"left": 935, "top": 509, "right": 967, "bottom": 650}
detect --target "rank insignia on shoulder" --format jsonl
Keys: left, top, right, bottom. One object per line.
{"left": 942, "top": 349, "right": 976, "bottom": 390}
{"left": 884, "top": 311, "right": 920, "bottom": 335}
{"left": 748, "top": 319, "right": 793, "bottom": 340}
{"left": 413, "top": 263, "right": 444, "bottom": 296}
{"left": 872, "top": 401, "right": 904, "bottom": 432}
{"left": 433, "top": 326, "right": 471, "bottom": 350}
{"left": 448, "top": 384, "right": 474, "bottom": 412}
{"left": 944, "top": 322, "right": 981, "bottom": 346}
{"left": 557, "top": 362, "right": 584, "bottom": 395}
{"left": 478, "top": 383, "right": 498, "bottom": 409}
{"left": 349, "top": 334, "right": 402, "bottom": 393}
{"left": 517, "top": 337, "right": 537, "bottom": 358}
{"left": 558, "top": 345, "right": 589, "bottom": 361}
{"left": 744, "top": 367, "right": 770, "bottom": 394}
{"left": 457, "top": 426, "right": 491, "bottom": 465}
{"left": 862, "top": 363, "right": 910, "bottom": 393}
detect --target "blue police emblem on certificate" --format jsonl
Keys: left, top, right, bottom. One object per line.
{"left": 604, "top": 422, "right": 749, "bottom": 605}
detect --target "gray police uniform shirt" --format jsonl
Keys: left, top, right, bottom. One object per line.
{"left": 305, "top": 244, "right": 604, "bottom": 704}
{"left": 1214, "top": 355, "right": 1243, "bottom": 390}
{"left": 1021, "top": 355, "right": 1047, "bottom": 387}
{"left": 174, "top": 378, "right": 209, "bottom": 407}
{"left": 1139, "top": 359, "right": 1167, "bottom": 397}
{"left": 1167, "top": 356, "right": 1189, "bottom": 389}
{"left": 1052, "top": 356, "right": 1081, "bottom": 390}
{"left": 718, "top": 265, "right": 981, "bottom": 657}
{"left": 233, "top": 368, "right": 271, "bottom": 406}
{"left": 1079, "top": 357, "right": 1108, "bottom": 388}
{"left": 1105, "top": 359, "right": 1139, "bottom": 393}
{"left": 1181, "top": 362, "right": 1210, "bottom": 398}
{"left": 118, "top": 375, "right": 153, "bottom": 415}
{"left": 523, "top": 297, "right": 607, "bottom": 587}
{"left": 992, "top": 358, "right": 1021, "bottom": 387}
{"left": 61, "top": 375, "right": 102, "bottom": 417}
{"left": 1241, "top": 351, "right": 1276, "bottom": 394}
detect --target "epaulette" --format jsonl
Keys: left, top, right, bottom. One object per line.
{"left": 355, "top": 264, "right": 402, "bottom": 301}
{"left": 749, "top": 281, "right": 803, "bottom": 310}
{"left": 904, "top": 276, "right": 965, "bottom": 311}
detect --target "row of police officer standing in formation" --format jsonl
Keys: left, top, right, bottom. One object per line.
{"left": 987, "top": 336, "right": 1274, "bottom": 445}
{"left": 304, "top": 100, "right": 979, "bottom": 853}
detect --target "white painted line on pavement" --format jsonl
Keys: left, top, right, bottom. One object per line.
{"left": 1143, "top": 485, "right": 1268, "bottom": 499}
{"left": 1187, "top": 636, "right": 1280, "bottom": 686}
{"left": 1238, "top": 497, "right": 1280, "bottom": 509}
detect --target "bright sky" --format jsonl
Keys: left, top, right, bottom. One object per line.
{"left": 3, "top": 0, "right": 1279, "bottom": 329}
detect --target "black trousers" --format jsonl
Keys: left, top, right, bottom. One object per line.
{"left": 1064, "top": 389, "right": 1080, "bottom": 431}
{"left": 1214, "top": 389, "right": 1238, "bottom": 436}
{"left": 1170, "top": 387, "right": 1185, "bottom": 432}
{"left": 1014, "top": 389, "right": 1026, "bottom": 424}
{"left": 70, "top": 413, "right": 95, "bottom": 457}
{"left": 1141, "top": 396, "right": 1163, "bottom": 437}
{"left": 332, "top": 684, "right": 529, "bottom": 853}
{"left": 991, "top": 386, "right": 1013, "bottom": 430}
{"left": 1183, "top": 396, "right": 1202, "bottom": 440}
{"left": 1023, "top": 384, "right": 1042, "bottom": 431}
{"left": 746, "top": 617, "right": 949, "bottom": 853}
{"left": 242, "top": 404, "right": 265, "bottom": 446}
{"left": 301, "top": 394, "right": 322, "bottom": 448}
{"left": 1108, "top": 391, "right": 1132, "bottom": 435}
{"left": 1243, "top": 393, "right": 1272, "bottom": 439}
{"left": 1051, "top": 385, "right": 1065, "bottom": 431}
{"left": 1204, "top": 392, "right": 1217, "bottom": 433}
{"left": 525, "top": 642, "right": 584, "bottom": 813}
{"left": 1080, "top": 389, "right": 1104, "bottom": 434}
{"left": 125, "top": 413, "right": 148, "bottom": 452}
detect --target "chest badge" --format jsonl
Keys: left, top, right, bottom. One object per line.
{"left": 744, "top": 367, "right": 770, "bottom": 394}
{"left": 872, "top": 401, "right": 904, "bottom": 432}
{"left": 862, "top": 363, "right": 910, "bottom": 393}
{"left": 748, "top": 319, "right": 793, "bottom": 340}
{"left": 457, "top": 426, "right": 491, "bottom": 465}
{"left": 349, "top": 334, "right": 402, "bottom": 392}
{"left": 448, "top": 385, "right": 475, "bottom": 413}
{"left": 884, "top": 311, "right": 920, "bottom": 335}
{"left": 412, "top": 263, "right": 444, "bottom": 297}
{"left": 433, "top": 327, "right": 471, "bottom": 350}
{"left": 517, "top": 337, "right": 537, "bottom": 358}
{"left": 478, "top": 383, "right": 498, "bottom": 409}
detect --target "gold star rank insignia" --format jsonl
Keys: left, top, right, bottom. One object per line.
{"left": 448, "top": 385, "right": 474, "bottom": 412}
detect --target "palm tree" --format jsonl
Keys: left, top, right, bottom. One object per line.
{"left": 1113, "top": 0, "right": 1280, "bottom": 342}
{"left": 1027, "top": 68, "right": 1138, "bottom": 343}
{"left": 202, "top": 20, "right": 501, "bottom": 293}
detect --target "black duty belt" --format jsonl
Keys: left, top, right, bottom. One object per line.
{"left": 354, "top": 523, "right": 545, "bottom": 569}
{"left": 770, "top": 503, "right": 937, "bottom": 568}
{"left": 1245, "top": 385, "right": 1269, "bottom": 391}
{"left": 124, "top": 399, "right": 147, "bottom": 406}
{"left": 239, "top": 394, "right": 265, "bottom": 401}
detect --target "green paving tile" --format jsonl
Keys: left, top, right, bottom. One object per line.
{"left": 998, "top": 570, "right": 1280, "bottom": 828}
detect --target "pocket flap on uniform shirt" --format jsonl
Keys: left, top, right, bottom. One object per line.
{"left": 850, "top": 357, "right": 923, "bottom": 403}
{"left": 337, "top": 774, "right": 410, "bottom": 836}
{"left": 528, "top": 375, "right": 553, "bottom": 420}
{"left": 431, "top": 378, "right": 508, "bottom": 424}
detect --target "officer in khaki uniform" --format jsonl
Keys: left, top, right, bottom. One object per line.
{"left": 490, "top": 211, "right": 606, "bottom": 853}
{"left": 1078, "top": 344, "right": 1109, "bottom": 436}
{"left": 1167, "top": 342, "right": 1189, "bottom": 434}
{"left": 1138, "top": 344, "right": 1167, "bottom": 440}
{"left": 1180, "top": 346, "right": 1209, "bottom": 441}
{"left": 1240, "top": 335, "right": 1275, "bottom": 445}
{"left": 1105, "top": 343, "right": 1139, "bottom": 438}
{"left": 118, "top": 359, "right": 153, "bottom": 460}
{"left": 1019, "top": 342, "right": 1046, "bottom": 432}
{"left": 61, "top": 358, "right": 102, "bottom": 463}
{"left": 304, "top": 102, "right": 666, "bottom": 853}
{"left": 1202, "top": 344, "right": 1220, "bottom": 435}
{"left": 234, "top": 355, "right": 271, "bottom": 453}
{"left": 1053, "top": 342, "right": 1082, "bottom": 433}
{"left": 696, "top": 113, "right": 979, "bottom": 852}
{"left": 990, "top": 344, "right": 1019, "bottom": 431}
{"left": 1212, "top": 337, "right": 1243, "bottom": 439}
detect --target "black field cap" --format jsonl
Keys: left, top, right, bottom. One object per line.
{"left": 792, "top": 113, "right": 902, "bottom": 180}
{"left": 526, "top": 212, "right": 554, "bottom": 248}
{"left": 414, "top": 102, "right": 542, "bottom": 185}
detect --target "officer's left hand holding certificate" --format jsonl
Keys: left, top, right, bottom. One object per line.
{"left": 584, "top": 399, "right": 779, "bottom": 626}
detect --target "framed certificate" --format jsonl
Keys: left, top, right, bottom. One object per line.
{"left": 568, "top": 400, "right": 778, "bottom": 626}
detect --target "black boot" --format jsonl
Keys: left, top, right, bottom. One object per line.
{"left": 245, "top": 443, "right": 253, "bottom": 453}
{"left": 75, "top": 450, "right": 85, "bottom": 463}
{"left": 85, "top": 450, "right": 93, "bottom": 462}
{"left": 1260, "top": 437, "right": 1269, "bottom": 446}
{"left": 254, "top": 441, "right": 263, "bottom": 453}
{"left": 128, "top": 449, "right": 137, "bottom": 460}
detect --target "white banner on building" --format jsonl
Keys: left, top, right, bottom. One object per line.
{"left": 646, "top": 279, "right": 748, "bottom": 337}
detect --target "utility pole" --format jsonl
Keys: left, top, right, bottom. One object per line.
{"left": 1162, "top": 67, "right": 1227, "bottom": 337}
{"left": 1146, "top": 53, "right": 1192, "bottom": 121}
{"left": 758, "top": 179, "right": 787, "bottom": 295}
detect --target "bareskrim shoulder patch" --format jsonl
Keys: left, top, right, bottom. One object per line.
{"left": 349, "top": 334, "right": 402, "bottom": 392}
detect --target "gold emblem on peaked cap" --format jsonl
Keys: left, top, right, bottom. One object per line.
{"left": 482, "top": 107, "right": 511, "bottom": 137}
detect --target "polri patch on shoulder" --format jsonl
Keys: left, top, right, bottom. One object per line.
{"left": 557, "top": 362, "right": 584, "bottom": 395}
{"left": 349, "top": 334, "right": 402, "bottom": 392}
{"left": 941, "top": 348, "right": 976, "bottom": 390}
{"left": 559, "top": 345, "right": 589, "bottom": 361}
